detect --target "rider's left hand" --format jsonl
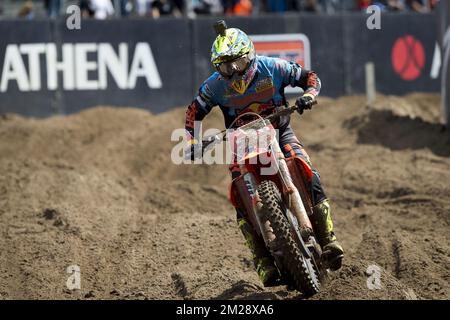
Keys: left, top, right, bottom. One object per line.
{"left": 184, "top": 138, "right": 200, "bottom": 161}
{"left": 295, "top": 93, "right": 315, "bottom": 114}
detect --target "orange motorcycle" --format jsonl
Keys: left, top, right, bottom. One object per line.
{"left": 198, "top": 100, "right": 328, "bottom": 297}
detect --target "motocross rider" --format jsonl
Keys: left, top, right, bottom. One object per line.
{"left": 185, "top": 21, "right": 344, "bottom": 287}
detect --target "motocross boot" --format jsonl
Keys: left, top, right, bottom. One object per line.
{"left": 310, "top": 199, "right": 344, "bottom": 271}
{"left": 237, "top": 217, "right": 281, "bottom": 287}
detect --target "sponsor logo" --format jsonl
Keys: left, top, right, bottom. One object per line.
{"left": 243, "top": 174, "right": 256, "bottom": 199}
{"left": 230, "top": 87, "right": 275, "bottom": 108}
{"left": 251, "top": 33, "right": 311, "bottom": 94}
{"left": 0, "top": 42, "right": 162, "bottom": 92}
{"left": 391, "top": 35, "right": 425, "bottom": 81}
{"left": 255, "top": 77, "right": 273, "bottom": 92}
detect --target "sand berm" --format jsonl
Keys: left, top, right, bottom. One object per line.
{"left": 0, "top": 93, "right": 448, "bottom": 299}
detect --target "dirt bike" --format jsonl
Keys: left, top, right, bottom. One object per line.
{"left": 195, "top": 100, "right": 327, "bottom": 297}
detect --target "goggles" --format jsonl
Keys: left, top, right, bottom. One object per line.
{"left": 215, "top": 54, "right": 251, "bottom": 77}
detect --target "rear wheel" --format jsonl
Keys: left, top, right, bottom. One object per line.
{"left": 257, "top": 180, "right": 320, "bottom": 297}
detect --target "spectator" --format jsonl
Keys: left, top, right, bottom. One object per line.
{"left": 303, "top": 0, "right": 319, "bottom": 12}
{"left": 428, "top": 0, "right": 439, "bottom": 10}
{"left": 251, "top": 0, "right": 261, "bottom": 14}
{"left": 119, "top": 0, "right": 133, "bottom": 16}
{"left": 79, "top": 0, "right": 94, "bottom": 17}
{"left": 285, "top": 0, "right": 301, "bottom": 11}
{"left": 233, "top": 0, "right": 253, "bottom": 15}
{"left": 405, "top": 0, "right": 429, "bottom": 12}
{"left": 372, "top": 1, "right": 388, "bottom": 10}
{"left": 357, "top": 0, "right": 372, "bottom": 10}
{"left": 385, "top": 0, "right": 405, "bottom": 11}
{"left": 0, "top": 0, "right": 439, "bottom": 18}
{"left": 152, "top": 0, "right": 182, "bottom": 17}
{"left": 266, "top": 0, "right": 287, "bottom": 13}
{"left": 136, "top": 0, "right": 152, "bottom": 16}
{"left": 44, "top": 0, "right": 62, "bottom": 18}
{"left": 90, "top": 0, "right": 115, "bottom": 19}
{"left": 191, "top": 0, "right": 223, "bottom": 15}
{"left": 191, "top": 0, "right": 210, "bottom": 14}
{"left": 17, "top": 1, "right": 35, "bottom": 19}
{"left": 318, "top": 0, "right": 340, "bottom": 13}
{"left": 172, "top": 0, "right": 186, "bottom": 13}
{"left": 222, "top": 0, "right": 238, "bottom": 14}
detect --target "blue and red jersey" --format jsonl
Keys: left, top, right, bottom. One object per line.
{"left": 185, "top": 55, "right": 321, "bottom": 140}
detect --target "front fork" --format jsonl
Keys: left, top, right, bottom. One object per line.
{"left": 270, "top": 142, "right": 323, "bottom": 273}
{"left": 270, "top": 141, "right": 313, "bottom": 232}
{"left": 232, "top": 143, "right": 313, "bottom": 239}
{"left": 234, "top": 142, "right": 314, "bottom": 253}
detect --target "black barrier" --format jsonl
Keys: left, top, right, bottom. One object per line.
{"left": 439, "top": 2, "right": 450, "bottom": 128}
{"left": 0, "top": 18, "right": 193, "bottom": 116}
{"left": 194, "top": 13, "right": 440, "bottom": 96}
{"left": 0, "top": 20, "right": 55, "bottom": 116}
{"left": 344, "top": 13, "right": 439, "bottom": 94}
{"left": 0, "top": 13, "right": 441, "bottom": 117}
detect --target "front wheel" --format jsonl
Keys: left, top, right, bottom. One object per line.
{"left": 257, "top": 180, "right": 320, "bottom": 297}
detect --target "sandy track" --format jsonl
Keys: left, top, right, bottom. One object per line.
{"left": 0, "top": 93, "right": 448, "bottom": 299}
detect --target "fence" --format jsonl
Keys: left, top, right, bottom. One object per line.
{"left": 0, "top": 13, "right": 440, "bottom": 116}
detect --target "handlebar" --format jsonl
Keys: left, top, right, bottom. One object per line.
{"left": 265, "top": 99, "right": 317, "bottom": 123}
{"left": 192, "top": 99, "right": 318, "bottom": 158}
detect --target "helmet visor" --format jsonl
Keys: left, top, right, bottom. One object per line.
{"left": 215, "top": 55, "right": 251, "bottom": 77}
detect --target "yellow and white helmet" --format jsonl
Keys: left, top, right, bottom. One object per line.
{"left": 211, "top": 21, "right": 257, "bottom": 93}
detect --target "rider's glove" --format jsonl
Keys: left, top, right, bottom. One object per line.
{"left": 295, "top": 93, "right": 315, "bottom": 115}
{"left": 184, "top": 138, "right": 200, "bottom": 161}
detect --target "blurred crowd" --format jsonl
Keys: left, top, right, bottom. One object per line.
{"left": 3, "top": 0, "right": 440, "bottom": 19}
